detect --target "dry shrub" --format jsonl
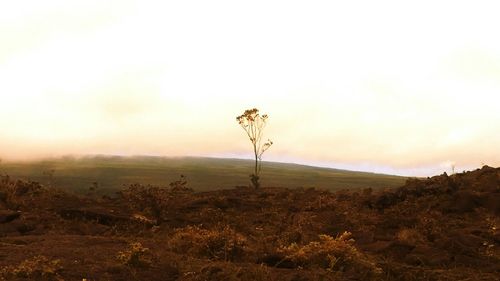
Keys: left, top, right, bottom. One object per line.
{"left": 0, "top": 175, "right": 71, "bottom": 212}
{"left": 278, "top": 231, "right": 381, "bottom": 276}
{"left": 0, "top": 255, "right": 62, "bottom": 280}
{"left": 169, "top": 225, "right": 247, "bottom": 261}
{"left": 0, "top": 176, "right": 44, "bottom": 209}
{"left": 117, "top": 242, "right": 152, "bottom": 268}
{"left": 396, "top": 228, "right": 426, "bottom": 246}
{"left": 120, "top": 175, "right": 193, "bottom": 222}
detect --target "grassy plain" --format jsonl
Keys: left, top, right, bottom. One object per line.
{"left": 0, "top": 156, "right": 407, "bottom": 194}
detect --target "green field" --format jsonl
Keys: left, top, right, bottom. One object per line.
{"left": 0, "top": 156, "right": 407, "bottom": 194}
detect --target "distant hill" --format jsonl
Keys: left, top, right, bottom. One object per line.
{"left": 0, "top": 156, "right": 407, "bottom": 194}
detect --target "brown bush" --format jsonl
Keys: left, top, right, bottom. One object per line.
{"left": 168, "top": 225, "right": 247, "bottom": 261}
{"left": 0, "top": 176, "right": 44, "bottom": 209}
{"left": 120, "top": 175, "right": 193, "bottom": 223}
{"left": 0, "top": 255, "right": 62, "bottom": 280}
{"left": 396, "top": 228, "right": 426, "bottom": 246}
{"left": 278, "top": 231, "right": 381, "bottom": 277}
{"left": 117, "top": 242, "right": 152, "bottom": 268}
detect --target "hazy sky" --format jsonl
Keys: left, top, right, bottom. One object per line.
{"left": 1, "top": 1, "right": 499, "bottom": 176}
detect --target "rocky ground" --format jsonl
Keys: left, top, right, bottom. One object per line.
{"left": 0, "top": 166, "right": 499, "bottom": 280}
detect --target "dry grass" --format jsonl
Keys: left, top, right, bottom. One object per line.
{"left": 169, "top": 225, "right": 247, "bottom": 261}
{"left": 0, "top": 255, "right": 63, "bottom": 280}
{"left": 278, "top": 231, "right": 381, "bottom": 277}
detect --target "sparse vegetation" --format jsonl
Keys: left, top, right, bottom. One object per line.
{"left": 278, "top": 232, "right": 381, "bottom": 277}
{"left": 169, "top": 225, "right": 247, "bottom": 261}
{"left": 0, "top": 176, "right": 44, "bottom": 209}
{"left": 0, "top": 255, "right": 62, "bottom": 280}
{"left": 237, "top": 108, "right": 273, "bottom": 189}
{"left": 0, "top": 166, "right": 498, "bottom": 280}
{"left": 120, "top": 175, "right": 192, "bottom": 223}
{"left": 395, "top": 228, "right": 426, "bottom": 246}
{"left": 117, "top": 242, "right": 152, "bottom": 268}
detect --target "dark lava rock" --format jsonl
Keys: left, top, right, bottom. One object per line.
{"left": 405, "top": 245, "right": 451, "bottom": 266}
{"left": 0, "top": 210, "right": 21, "bottom": 223}
{"left": 0, "top": 191, "right": 7, "bottom": 202}
{"left": 58, "top": 208, "right": 130, "bottom": 225}
{"left": 479, "top": 193, "right": 500, "bottom": 214}
{"left": 258, "top": 253, "right": 296, "bottom": 268}
{"left": 441, "top": 190, "right": 481, "bottom": 213}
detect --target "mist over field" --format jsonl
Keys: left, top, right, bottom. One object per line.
{"left": 1, "top": 1, "right": 499, "bottom": 177}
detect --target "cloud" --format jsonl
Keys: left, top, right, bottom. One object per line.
{"left": 0, "top": 0, "right": 136, "bottom": 63}
{"left": 0, "top": 1, "right": 499, "bottom": 176}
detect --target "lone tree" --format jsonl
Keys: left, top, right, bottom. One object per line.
{"left": 236, "top": 108, "right": 273, "bottom": 189}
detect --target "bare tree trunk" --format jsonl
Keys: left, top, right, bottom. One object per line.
{"left": 254, "top": 151, "right": 258, "bottom": 176}
{"left": 252, "top": 144, "right": 259, "bottom": 189}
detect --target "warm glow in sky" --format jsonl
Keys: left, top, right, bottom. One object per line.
{"left": 1, "top": 1, "right": 499, "bottom": 176}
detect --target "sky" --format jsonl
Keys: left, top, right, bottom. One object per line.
{"left": 0, "top": 0, "right": 499, "bottom": 176}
